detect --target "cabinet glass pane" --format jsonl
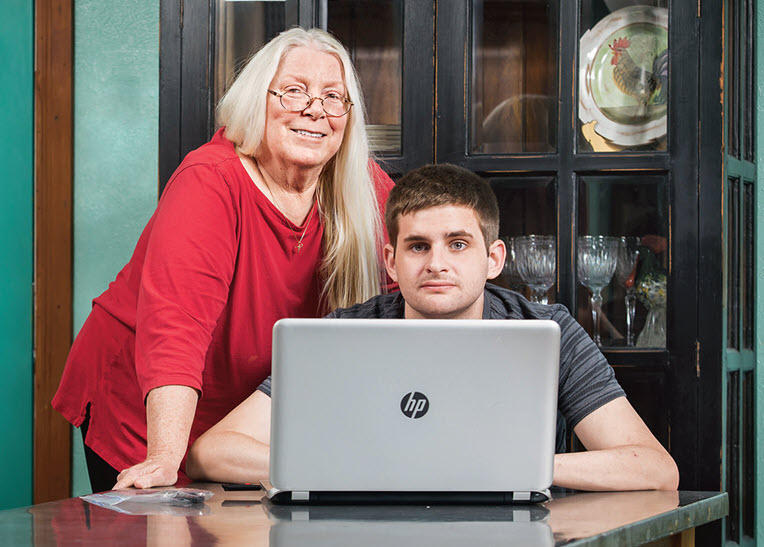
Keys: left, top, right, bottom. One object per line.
{"left": 729, "top": 0, "right": 740, "bottom": 159}
{"left": 470, "top": 0, "right": 558, "bottom": 154}
{"left": 577, "top": 176, "right": 668, "bottom": 348}
{"left": 742, "top": 182, "right": 753, "bottom": 349}
{"left": 328, "top": 1, "right": 403, "bottom": 155}
{"left": 742, "top": 370, "right": 754, "bottom": 537}
{"left": 214, "top": 0, "right": 286, "bottom": 106}
{"left": 578, "top": 1, "right": 668, "bottom": 153}
{"left": 744, "top": 0, "right": 754, "bottom": 160}
{"left": 726, "top": 370, "right": 740, "bottom": 543}
{"left": 490, "top": 177, "right": 556, "bottom": 302}
{"left": 727, "top": 178, "right": 740, "bottom": 350}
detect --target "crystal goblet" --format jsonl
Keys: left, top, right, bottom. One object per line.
{"left": 577, "top": 235, "right": 620, "bottom": 346}
{"left": 501, "top": 236, "right": 524, "bottom": 291}
{"left": 615, "top": 236, "right": 640, "bottom": 346}
{"left": 514, "top": 235, "right": 556, "bottom": 304}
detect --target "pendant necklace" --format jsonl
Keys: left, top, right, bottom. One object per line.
{"left": 292, "top": 206, "right": 315, "bottom": 253}
{"left": 253, "top": 158, "right": 315, "bottom": 253}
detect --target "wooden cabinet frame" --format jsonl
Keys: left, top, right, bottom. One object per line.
{"left": 159, "top": 0, "right": 730, "bottom": 539}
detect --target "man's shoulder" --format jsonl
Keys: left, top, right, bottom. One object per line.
{"left": 484, "top": 283, "right": 571, "bottom": 322}
{"left": 328, "top": 291, "right": 404, "bottom": 319}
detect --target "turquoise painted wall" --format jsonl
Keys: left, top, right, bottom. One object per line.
{"left": 0, "top": 1, "right": 34, "bottom": 510}
{"left": 72, "top": 0, "right": 159, "bottom": 494}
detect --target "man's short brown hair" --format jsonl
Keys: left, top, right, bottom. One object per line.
{"left": 385, "top": 164, "right": 500, "bottom": 252}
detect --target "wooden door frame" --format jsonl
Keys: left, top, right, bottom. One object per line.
{"left": 34, "top": 0, "right": 73, "bottom": 503}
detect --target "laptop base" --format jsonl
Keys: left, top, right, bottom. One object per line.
{"left": 262, "top": 480, "right": 550, "bottom": 505}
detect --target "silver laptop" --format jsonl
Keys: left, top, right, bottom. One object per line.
{"left": 262, "top": 318, "right": 560, "bottom": 504}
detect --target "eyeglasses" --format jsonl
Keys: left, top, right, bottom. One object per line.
{"left": 268, "top": 89, "right": 353, "bottom": 117}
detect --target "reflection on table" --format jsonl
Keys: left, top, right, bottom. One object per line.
{"left": 0, "top": 485, "right": 727, "bottom": 546}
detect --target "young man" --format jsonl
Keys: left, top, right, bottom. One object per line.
{"left": 186, "top": 164, "right": 679, "bottom": 491}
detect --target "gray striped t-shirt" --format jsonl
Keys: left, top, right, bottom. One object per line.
{"left": 257, "top": 283, "right": 625, "bottom": 450}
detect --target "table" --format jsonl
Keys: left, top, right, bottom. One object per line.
{"left": 0, "top": 486, "right": 727, "bottom": 546}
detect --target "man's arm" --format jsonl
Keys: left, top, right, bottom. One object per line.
{"left": 185, "top": 390, "right": 271, "bottom": 483}
{"left": 553, "top": 396, "right": 679, "bottom": 491}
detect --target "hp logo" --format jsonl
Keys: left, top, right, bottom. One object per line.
{"left": 400, "top": 392, "right": 429, "bottom": 419}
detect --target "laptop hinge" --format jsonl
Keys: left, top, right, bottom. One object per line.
{"left": 291, "top": 491, "right": 310, "bottom": 501}
{"left": 512, "top": 491, "right": 532, "bottom": 502}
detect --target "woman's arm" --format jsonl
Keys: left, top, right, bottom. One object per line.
{"left": 186, "top": 390, "right": 271, "bottom": 483}
{"left": 553, "top": 397, "right": 679, "bottom": 491}
{"left": 113, "top": 385, "right": 198, "bottom": 489}
{"left": 124, "top": 166, "right": 238, "bottom": 488}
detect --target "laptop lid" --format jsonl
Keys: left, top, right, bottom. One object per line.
{"left": 268, "top": 318, "right": 560, "bottom": 498}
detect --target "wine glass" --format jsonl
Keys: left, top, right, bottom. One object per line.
{"left": 501, "top": 236, "right": 524, "bottom": 291}
{"left": 615, "top": 236, "right": 640, "bottom": 346}
{"left": 514, "top": 235, "right": 556, "bottom": 304}
{"left": 577, "top": 235, "right": 620, "bottom": 346}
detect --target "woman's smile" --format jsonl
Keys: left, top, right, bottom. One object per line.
{"left": 291, "top": 128, "right": 326, "bottom": 139}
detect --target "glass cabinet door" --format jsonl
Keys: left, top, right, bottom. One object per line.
{"left": 432, "top": 0, "right": 696, "bottom": 456}
{"left": 722, "top": 0, "right": 757, "bottom": 542}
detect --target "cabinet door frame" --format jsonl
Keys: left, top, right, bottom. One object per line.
{"left": 434, "top": 0, "right": 705, "bottom": 492}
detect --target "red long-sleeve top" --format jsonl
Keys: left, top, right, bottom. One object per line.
{"left": 52, "top": 129, "right": 394, "bottom": 477}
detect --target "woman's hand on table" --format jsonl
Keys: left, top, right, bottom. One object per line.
{"left": 113, "top": 454, "right": 180, "bottom": 489}
{"left": 113, "top": 384, "right": 199, "bottom": 489}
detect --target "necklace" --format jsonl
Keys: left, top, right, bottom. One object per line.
{"left": 292, "top": 206, "right": 315, "bottom": 253}
{"left": 251, "top": 157, "right": 316, "bottom": 253}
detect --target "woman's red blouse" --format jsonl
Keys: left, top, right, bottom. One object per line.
{"left": 52, "top": 129, "right": 394, "bottom": 477}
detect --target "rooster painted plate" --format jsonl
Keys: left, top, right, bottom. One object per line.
{"left": 579, "top": 6, "right": 668, "bottom": 146}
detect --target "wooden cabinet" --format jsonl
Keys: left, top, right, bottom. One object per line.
{"left": 159, "top": 1, "right": 751, "bottom": 542}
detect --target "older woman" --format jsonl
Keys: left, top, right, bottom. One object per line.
{"left": 52, "top": 28, "right": 394, "bottom": 492}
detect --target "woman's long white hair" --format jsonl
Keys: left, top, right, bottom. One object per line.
{"left": 217, "top": 27, "right": 382, "bottom": 310}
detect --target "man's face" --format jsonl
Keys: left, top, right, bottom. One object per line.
{"left": 384, "top": 205, "right": 505, "bottom": 320}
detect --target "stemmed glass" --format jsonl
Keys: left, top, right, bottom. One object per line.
{"left": 501, "top": 236, "right": 524, "bottom": 291}
{"left": 615, "top": 236, "right": 640, "bottom": 346}
{"left": 514, "top": 235, "right": 556, "bottom": 304}
{"left": 577, "top": 235, "right": 620, "bottom": 346}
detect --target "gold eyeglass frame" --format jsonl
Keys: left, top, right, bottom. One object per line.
{"left": 268, "top": 89, "right": 353, "bottom": 117}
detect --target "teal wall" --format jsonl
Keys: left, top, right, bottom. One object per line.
{"left": 0, "top": 1, "right": 34, "bottom": 510}
{"left": 72, "top": 0, "right": 159, "bottom": 494}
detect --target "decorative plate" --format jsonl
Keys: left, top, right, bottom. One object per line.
{"left": 579, "top": 6, "right": 668, "bottom": 146}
